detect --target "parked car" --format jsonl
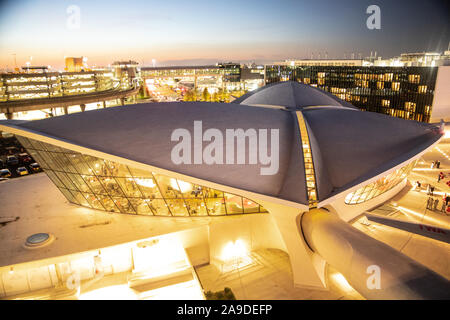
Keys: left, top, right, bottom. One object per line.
{"left": 5, "top": 146, "right": 19, "bottom": 154}
{"left": 16, "top": 166, "right": 29, "bottom": 176}
{"left": 0, "top": 168, "right": 12, "bottom": 178}
{"left": 0, "top": 177, "right": 9, "bottom": 182}
{"left": 18, "top": 153, "right": 33, "bottom": 164}
{"left": 29, "top": 162, "right": 41, "bottom": 173}
{"left": 6, "top": 155, "right": 19, "bottom": 166}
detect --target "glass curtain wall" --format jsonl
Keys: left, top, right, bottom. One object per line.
{"left": 265, "top": 65, "right": 438, "bottom": 122}
{"left": 344, "top": 161, "right": 416, "bottom": 205}
{"left": 16, "top": 136, "right": 267, "bottom": 216}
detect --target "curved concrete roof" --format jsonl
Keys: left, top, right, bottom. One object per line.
{"left": 0, "top": 83, "right": 443, "bottom": 207}
{"left": 234, "top": 81, "right": 358, "bottom": 109}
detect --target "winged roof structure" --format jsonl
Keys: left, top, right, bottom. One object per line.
{"left": 0, "top": 82, "right": 442, "bottom": 207}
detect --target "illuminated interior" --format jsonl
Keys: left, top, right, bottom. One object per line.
{"left": 3, "top": 234, "right": 204, "bottom": 300}
{"left": 16, "top": 136, "right": 268, "bottom": 217}
{"left": 344, "top": 161, "right": 416, "bottom": 205}
{"left": 296, "top": 111, "right": 318, "bottom": 208}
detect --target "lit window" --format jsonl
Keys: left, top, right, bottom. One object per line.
{"left": 296, "top": 112, "right": 317, "bottom": 208}
{"left": 405, "top": 102, "right": 416, "bottom": 113}
{"left": 17, "top": 137, "right": 268, "bottom": 217}
{"left": 408, "top": 74, "right": 420, "bottom": 84}
{"left": 418, "top": 85, "right": 427, "bottom": 93}
{"left": 377, "top": 81, "right": 384, "bottom": 90}
{"left": 344, "top": 162, "right": 416, "bottom": 205}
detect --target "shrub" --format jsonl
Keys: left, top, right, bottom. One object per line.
{"left": 205, "top": 287, "right": 236, "bottom": 300}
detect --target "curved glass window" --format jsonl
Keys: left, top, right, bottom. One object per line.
{"left": 17, "top": 136, "right": 268, "bottom": 216}
{"left": 344, "top": 161, "right": 416, "bottom": 205}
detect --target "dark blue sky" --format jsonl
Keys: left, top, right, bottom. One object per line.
{"left": 0, "top": 0, "right": 448, "bottom": 67}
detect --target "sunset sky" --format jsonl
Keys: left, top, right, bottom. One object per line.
{"left": 0, "top": 0, "right": 448, "bottom": 69}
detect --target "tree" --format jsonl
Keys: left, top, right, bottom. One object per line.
{"left": 202, "top": 88, "right": 210, "bottom": 101}
{"left": 205, "top": 287, "right": 236, "bottom": 300}
{"left": 217, "top": 88, "right": 224, "bottom": 102}
{"left": 183, "top": 89, "right": 195, "bottom": 101}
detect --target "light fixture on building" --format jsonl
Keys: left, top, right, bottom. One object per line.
{"left": 221, "top": 239, "right": 248, "bottom": 262}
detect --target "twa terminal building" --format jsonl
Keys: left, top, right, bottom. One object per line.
{"left": 0, "top": 81, "right": 449, "bottom": 299}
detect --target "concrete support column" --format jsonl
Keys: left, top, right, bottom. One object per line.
{"left": 121, "top": 98, "right": 125, "bottom": 106}
{"left": 80, "top": 104, "right": 86, "bottom": 112}
{"left": 258, "top": 200, "right": 327, "bottom": 289}
{"left": 302, "top": 208, "right": 450, "bottom": 299}
{"left": 103, "top": 101, "right": 106, "bottom": 108}
{"left": 63, "top": 106, "right": 69, "bottom": 115}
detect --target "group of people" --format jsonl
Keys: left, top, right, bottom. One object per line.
{"left": 426, "top": 195, "right": 450, "bottom": 213}
{"left": 431, "top": 160, "right": 441, "bottom": 169}
{"left": 420, "top": 158, "right": 450, "bottom": 214}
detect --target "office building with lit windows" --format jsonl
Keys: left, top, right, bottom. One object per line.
{"left": 264, "top": 64, "right": 450, "bottom": 123}
{"left": 1, "top": 81, "right": 447, "bottom": 300}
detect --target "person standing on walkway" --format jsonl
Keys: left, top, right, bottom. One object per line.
{"left": 433, "top": 198, "right": 439, "bottom": 211}
{"left": 431, "top": 161, "right": 435, "bottom": 169}
{"left": 438, "top": 173, "right": 441, "bottom": 183}
{"left": 427, "top": 197, "right": 433, "bottom": 210}
{"left": 441, "top": 201, "right": 447, "bottom": 213}
{"left": 427, "top": 184, "right": 435, "bottom": 196}
{"left": 437, "top": 160, "right": 441, "bottom": 169}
